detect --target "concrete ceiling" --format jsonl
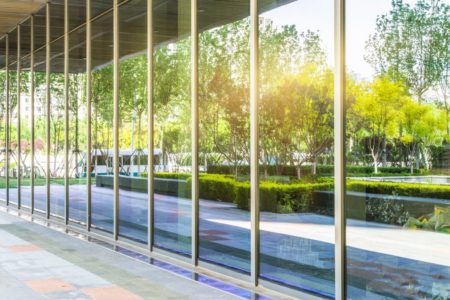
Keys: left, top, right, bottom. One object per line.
{"left": 0, "top": 0, "right": 47, "bottom": 37}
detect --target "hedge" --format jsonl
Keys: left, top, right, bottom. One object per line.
{"left": 347, "top": 180, "right": 450, "bottom": 200}
{"left": 206, "top": 165, "right": 418, "bottom": 176}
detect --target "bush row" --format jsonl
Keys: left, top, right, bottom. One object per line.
{"left": 347, "top": 180, "right": 450, "bottom": 200}
{"left": 206, "top": 165, "right": 418, "bottom": 176}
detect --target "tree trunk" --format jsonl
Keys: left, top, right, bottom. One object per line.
{"left": 296, "top": 165, "right": 301, "bottom": 179}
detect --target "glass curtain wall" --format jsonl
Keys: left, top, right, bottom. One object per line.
{"left": 0, "top": 1, "right": 448, "bottom": 299}
{"left": 8, "top": 28, "right": 18, "bottom": 206}
{"left": 118, "top": 0, "right": 148, "bottom": 244}
{"left": 258, "top": 0, "right": 335, "bottom": 296}
{"left": 91, "top": 9, "right": 114, "bottom": 233}
{"left": 198, "top": 0, "right": 251, "bottom": 272}
{"left": 0, "top": 37, "right": 5, "bottom": 202}
{"left": 19, "top": 19, "right": 32, "bottom": 209}
{"left": 152, "top": 0, "right": 192, "bottom": 255}
{"left": 345, "top": 1, "right": 450, "bottom": 299}
{"left": 68, "top": 25, "right": 88, "bottom": 224}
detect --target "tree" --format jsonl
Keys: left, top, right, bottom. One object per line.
{"left": 366, "top": 0, "right": 450, "bottom": 102}
{"left": 354, "top": 76, "right": 407, "bottom": 173}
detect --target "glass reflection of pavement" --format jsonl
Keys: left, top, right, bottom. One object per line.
{"left": 0, "top": 185, "right": 448, "bottom": 298}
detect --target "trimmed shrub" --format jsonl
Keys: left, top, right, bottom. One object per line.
{"left": 347, "top": 180, "right": 450, "bottom": 199}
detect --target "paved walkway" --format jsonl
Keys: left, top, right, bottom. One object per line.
{"left": 0, "top": 210, "right": 256, "bottom": 300}
{"left": 1, "top": 185, "right": 450, "bottom": 299}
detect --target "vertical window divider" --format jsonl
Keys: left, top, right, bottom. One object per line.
{"left": 334, "top": 0, "right": 346, "bottom": 298}
{"left": 86, "top": 0, "right": 92, "bottom": 231}
{"left": 147, "top": 0, "right": 154, "bottom": 251}
{"left": 17, "top": 24, "right": 21, "bottom": 210}
{"left": 113, "top": 0, "right": 120, "bottom": 241}
{"left": 191, "top": 0, "right": 199, "bottom": 266}
{"left": 31, "top": 15, "right": 35, "bottom": 214}
{"left": 5, "top": 34, "right": 9, "bottom": 206}
{"left": 250, "top": 0, "right": 260, "bottom": 287}
{"left": 64, "top": 0, "right": 70, "bottom": 225}
{"left": 46, "top": 2, "right": 51, "bottom": 219}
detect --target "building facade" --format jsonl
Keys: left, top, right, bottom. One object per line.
{"left": 0, "top": 0, "right": 449, "bottom": 299}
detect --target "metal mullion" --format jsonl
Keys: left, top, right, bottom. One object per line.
{"left": 64, "top": 0, "right": 69, "bottom": 225}
{"left": 113, "top": 0, "right": 120, "bottom": 241}
{"left": 86, "top": 0, "right": 92, "bottom": 231}
{"left": 31, "top": 16, "right": 35, "bottom": 214}
{"left": 17, "top": 25, "right": 21, "bottom": 210}
{"left": 5, "top": 35, "right": 9, "bottom": 206}
{"left": 147, "top": 0, "right": 154, "bottom": 250}
{"left": 191, "top": 0, "right": 199, "bottom": 266}
{"left": 334, "top": 0, "right": 346, "bottom": 298}
{"left": 46, "top": 2, "right": 51, "bottom": 219}
{"left": 250, "top": 0, "right": 260, "bottom": 287}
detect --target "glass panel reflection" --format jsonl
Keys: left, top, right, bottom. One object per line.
{"left": 33, "top": 48, "right": 48, "bottom": 213}
{"left": 49, "top": 37, "right": 65, "bottom": 218}
{"left": 153, "top": 0, "right": 192, "bottom": 254}
{"left": 345, "top": 0, "right": 450, "bottom": 298}
{"left": 258, "top": 0, "right": 335, "bottom": 296}
{"left": 91, "top": 11, "right": 114, "bottom": 233}
{"left": 68, "top": 25, "right": 88, "bottom": 224}
{"left": 198, "top": 1, "right": 251, "bottom": 271}
{"left": 118, "top": 0, "right": 148, "bottom": 244}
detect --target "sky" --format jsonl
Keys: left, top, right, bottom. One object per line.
{"left": 261, "top": 0, "right": 440, "bottom": 80}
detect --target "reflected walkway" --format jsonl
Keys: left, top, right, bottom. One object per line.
{"left": 0, "top": 184, "right": 449, "bottom": 298}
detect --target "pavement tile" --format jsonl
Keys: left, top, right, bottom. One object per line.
{"left": 81, "top": 286, "right": 143, "bottom": 300}
{"left": 25, "top": 278, "right": 76, "bottom": 293}
{"left": 9, "top": 244, "right": 41, "bottom": 253}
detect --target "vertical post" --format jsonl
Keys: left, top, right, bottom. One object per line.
{"left": 250, "top": 0, "right": 260, "bottom": 286}
{"left": 147, "top": 0, "right": 154, "bottom": 250}
{"left": 17, "top": 25, "right": 21, "bottom": 210}
{"left": 64, "top": 0, "right": 69, "bottom": 224}
{"left": 113, "top": 0, "right": 120, "bottom": 240}
{"left": 86, "top": 0, "right": 92, "bottom": 231}
{"left": 334, "top": 0, "right": 346, "bottom": 298}
{"left": 5, "top": 35, "right": 9, "bottom": 206}
{"left": 191, "top": 0, "right": 199, "bottom": 266}
{"left": 31, "top": 16, "right": 35, "bottom": 214}
{"left": 46, "top": 2, "right": 51, "bottom": 219}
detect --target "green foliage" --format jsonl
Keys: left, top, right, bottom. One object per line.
{"left": 347, "top": 180, "right": 450, "bottom": 199}
{"left": 404, "top": 206, "right": 450, "bottom": 233}
{"left": 366, "top": 194, "right": 410, "bottom": 225}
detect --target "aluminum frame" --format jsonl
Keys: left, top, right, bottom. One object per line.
{"left": 147, "top": 0, "right": 154, "bottom": 250}
{"left": 64, "top": 0, "right": 70, "bottom": 225}
{"left": 30, "top": 16, "right": 35, "bottom": 214}
{"left": 17, "top": 24, "right": 21, "bottom": 209}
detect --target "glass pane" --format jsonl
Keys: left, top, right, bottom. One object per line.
{"left": 20, "top": 20, "right": 32, "bottom": 208}
{"left": 49, "top": 37, "right": 65, "bottom": 218}
{"left": 34, "top": 47, "right": 47, "bottom": 213}
{"left": 258, "top": 0, "right": 335, "bottom": 296}
{"left": 118, "top": 0, "right": 148, "bottom": 244}
{"left": 198, "top": 0, "right": 251, "bottom": 272}
{"left": 345, "top": 1, "right": 450, "bottom": 298}
{"left": 153, "top": 0, "right": 191, "bottom": 254}
{"left": 91, "top": 11, "right": 114, "bottom": 233}
{"left": 68, "top": 25, "right": 87, "bottom": 224}
{"left": 8, "top": 28, "right": 18, "bottom": 206}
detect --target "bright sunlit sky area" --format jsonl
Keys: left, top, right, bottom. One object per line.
{"left": 261, "top": 0, "right": 437, "bottom": 80}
